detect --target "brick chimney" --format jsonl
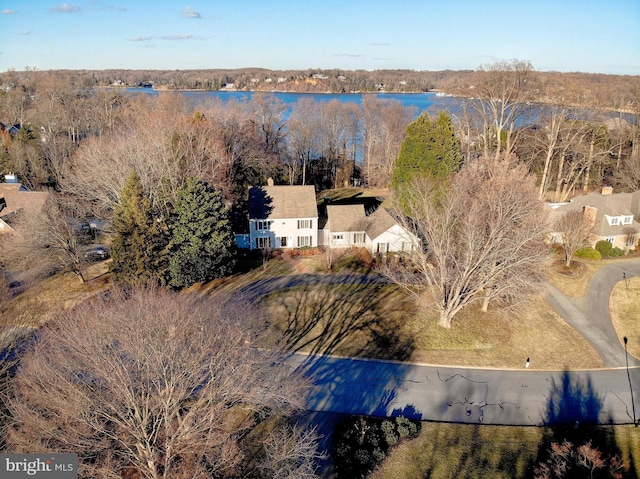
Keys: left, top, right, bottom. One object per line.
{"left": 601, "top": 186, "right": 613, "bottom": 195}
{"left": 583, "top": 205, "right": 598, "bottom": 231}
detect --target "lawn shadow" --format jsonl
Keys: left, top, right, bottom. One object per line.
{"left": 260, "top": 273, "right": 414, "bottom": 361}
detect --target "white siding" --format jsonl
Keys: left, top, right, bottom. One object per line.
{"left": 250, "top": 217, "right": 317, "bottom": 250}
{"left": 367, "top": 224, "right": 418, "bottom": 254}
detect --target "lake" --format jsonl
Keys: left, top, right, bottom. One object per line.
{"left": 122, "top": 88, "right": 635, "bottom": 126}
{"left": 125, "top": 88, "right": 467, "bottom": 118}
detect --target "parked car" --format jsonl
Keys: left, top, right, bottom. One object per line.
{"left": 84, "top": 246, "right": 110, "bottom": 262}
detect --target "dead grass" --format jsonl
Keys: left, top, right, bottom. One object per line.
{"left": 1, "top": 261, "right": 112, "bottom": 327}
{"left": 262, "top": 282, "right": 603, "bottom": 369}
{"left": 610, "top": 276, "right": 640, "bottom": 359}
{"left": 406, "top": 298, "right": 603, "bottom": 369}
{"left": 546, "top": 258, "right": 611, "bottom": 298}
{"left": 261, "top": 283, "right": 415, "bottom": 360}
{"left": 369, "top": 423, "right": 640, "bottom": 479}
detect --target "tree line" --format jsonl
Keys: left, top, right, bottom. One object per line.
{"left": 1, "top": 60, "right": 639, "bottom": 289}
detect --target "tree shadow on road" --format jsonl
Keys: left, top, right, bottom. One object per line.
{"left": 296, "top": 353, "right": 423, "bottom": 479}
{"left": 531, "top": 370, "right": 633, "bottom": 478}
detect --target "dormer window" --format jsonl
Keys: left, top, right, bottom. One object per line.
{"left": 623, "top": 215, "right": 633, "bottom": 225}
{"left": 606, "top": 215, "right": 620, "bottom": 226}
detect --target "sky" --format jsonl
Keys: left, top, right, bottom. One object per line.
{"left": 0, "top": 0, "right": 639, "bottom": 75}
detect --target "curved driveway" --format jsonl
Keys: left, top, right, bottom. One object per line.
{"left": 249, "top": 260, "right": 640, "bottom": 426}
{"left": 545, "top": 259, "right": 640, "bottom": 368}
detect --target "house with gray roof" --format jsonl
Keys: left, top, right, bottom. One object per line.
{"left": 0, "top": 174, "right": 49, "bottom": 233}
{"left": 246, "top": 179, "right": 318, "bottom": 250}
{"left": 549, "top": 187, "right": 640, "bottom": 251}
{"left": 242, "top": 179, "right": 418, "bottom": 254}
{"left": 323, "top": 202, "right": 418, "bottom": 254}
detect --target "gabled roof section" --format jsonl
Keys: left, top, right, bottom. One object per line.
{"left": 366, "top": 207, "right": 399, "bottom": 240}
{"left": 248, "top": 185, "right": 318, "bottom": 220}
{"left": 0, "top": 182, "right": 49, "bottom": 219}
{"left": 326, "top": 204, "right": 366, "bottom": 232}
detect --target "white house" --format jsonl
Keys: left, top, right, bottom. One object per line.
{"left": 323, "top": 203, "right": 418, "bottom": 254}
{"left": 364, "top": 207, "right": 417, "bottom": 254}
{"left": 247, "top": 181, "right": 318, "bottom": 250}
{"left": 325, "top": 204, "right": 368, "bottom": 249}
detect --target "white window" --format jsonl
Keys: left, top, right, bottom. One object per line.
{"left": 297, "top": 219, "right": 312, "bottom": 229}
{"left": 256, "top": 220, "right": 272, "bottom": 230}
{"left": 332, "top": 233, "right": 344, "bottom": 240}
{"left": 279, "top": 236, "right": 288, "bottom": 247}
{"left": 256, "top": 237, "right": 271, "bottom": 249}
{"left": 297, "top": 236, "right": 312, "bottom": 247}
{"left": 353, "top": 232, "right": 365, "bottom": 244}
{"left": 606, "top": 236, "right": 615, "bottom": 244}
{"left": 623, "top": 216, "right": 633, "bottom": 225}
{"left": 401, "top": 241, "right": 413, "bottom": 252}
{"left": 376, "top": 243, "right": 389, "bottom": 253}
{"left": 610, "top": 217, "right": 620, "bottom": 226}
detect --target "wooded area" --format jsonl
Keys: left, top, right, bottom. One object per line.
{"left": 0, "top": 62, "right": 638, "bottom": 288}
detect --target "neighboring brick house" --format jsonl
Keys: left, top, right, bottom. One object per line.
{"left": 549, "top": 187, "right": 640, "bottom": 251}
{"left": 0, "top": 174, "right": 49, "bottom": 234}
{"left": 246, "top": 180, "right": 318, "bottom": 251}
{"left": 323, "top": 203, "right": 418, "bottom": 254}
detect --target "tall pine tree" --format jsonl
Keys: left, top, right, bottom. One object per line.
{"left": 168, "top": 177, "right": 236, "bottom": 288}
{"left": 110, "top": 171, "right": 169, "bottom": 286}
{"left": 391, "top": 111, "right": 462, "bottom": 190}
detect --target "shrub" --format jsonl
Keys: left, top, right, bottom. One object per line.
{"left": 574, "top": 247, "right": 601, "bottom": 260}
{"left": 595, "top": 240, "right": 613, "bottom": 257}
{"left": 333, "top": 415, "right": 421, "bottom": 478}
{"left": 610, "top": 247, "right": 625, "bottom": 257}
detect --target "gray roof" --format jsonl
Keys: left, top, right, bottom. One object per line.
{"left": 0, "top": 183, "right": 49, "bottom": 219}
{"left": 365, "top": 207, "right": 399, "bottom": 240}
{"left": 248, "top": 185, "right": 318, "bottom": 220}
{"left": 326, "top": 204, "right": 366, "bottom": 232}
{"left": 551, "top": 190, "right": 640, "bottom": 236}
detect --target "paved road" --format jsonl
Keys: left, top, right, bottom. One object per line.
{"left": 248, "top": 260, "right": 640, "bottom": 425}
{"left": 290, "top": 354, "right": 640, "bottom": 426}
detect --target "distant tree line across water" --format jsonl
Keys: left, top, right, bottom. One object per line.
{"left": 2, "top": 66, "right": 638, "bottom": 109}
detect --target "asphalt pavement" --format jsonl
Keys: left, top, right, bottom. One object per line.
{"left": 257, "top": 259, "right": 640, "bottom": 426}
{"left": 291, "top": 353, "right": 640, "bottom": 426}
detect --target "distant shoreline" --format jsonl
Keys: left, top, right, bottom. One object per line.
{"left": 95, "top": 85, "right": 440, "bottom": 95}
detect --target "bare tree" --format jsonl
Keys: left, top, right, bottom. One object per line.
{"left": 288, "top": 97, "right": 322, "bottom": 185}
{"left": 6, "top": 287, "right": 321, "bottom": 479}
{"left": 552, "top": 209, "right": 592, "bottom": 266}
{"left": 0, "top": 195, "right": 89, "bottom": 283}
{"left": 360, "top": 96, "right": 415, "bottom": 187}
{"left": 381, "top": 156, "right": 549, "bottom": 328}
{"left": 0, "top": 299, "right": 46, "bottom": 452}
{"left": 622, "top": 226, "right": 638, "bottom": 254}
{"left": 472, "top": 59, "right": 536, "bottom": 161}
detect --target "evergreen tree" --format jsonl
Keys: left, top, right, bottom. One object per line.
{"left": 168, "top": 177, "right": 236, "bottom": 288}
{"left": 110, "top": 171, "right": 169, "bottom": 286}
{"left": 391, "top": 111, "right": 462, "bottom": 192}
